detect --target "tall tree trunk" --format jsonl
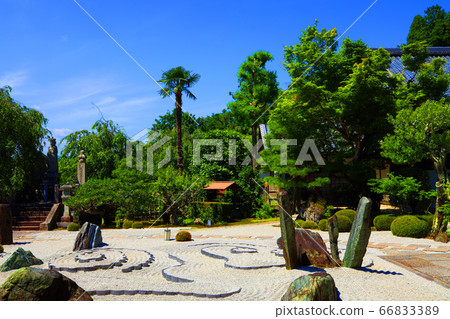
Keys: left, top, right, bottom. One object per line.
{"left": 251, "top": 124, "right": 257, "bottom": 168}
{"left": 175, "top": 92, "right": 183, "bottom": 171}
{"left": 431, "top": 154, "right": 448, "bottom": 237}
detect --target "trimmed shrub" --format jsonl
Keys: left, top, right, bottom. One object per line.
{"left": 318, "top": 219, "right": 328, "bottom": 231}
{"left": 390, "top": 215, "right": 430, "bottom": 238}
{"left": 373, "top": 215, "right": 397, "bottom": 231}
{"left": 371, "top": 226, "right": 377, "bottom": 231}
{"left": 131, "top": 222, "right": 143, "bottom": 229}
{"left": 0, "top": 245, "right": 3, "bottom": 253}
{"left": 299, "top": 220, "right": 318, "bottom": 229}
{"left": 336, "top": 215, "right": 352, "bottom": 232}
{"left": 416, "top": 214, "right": 434, "bottom": 228}
{"left": 447, "top": 230, "right": 450, "bottom": 238}
{"left": 67, "top": 223, "right": 80, "bottom": 231}
{"left": 122, "top": 220, "right": 133, "bottom": 229}
{"left": 335, "top": 209, "right": 356, "bottom": 222}
{"left": 175, "top": 231, "right": 192, "bottom": 242}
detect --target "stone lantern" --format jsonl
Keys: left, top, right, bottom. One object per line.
{"left": 60, "top": 183, "right": 74, "bottom": 223}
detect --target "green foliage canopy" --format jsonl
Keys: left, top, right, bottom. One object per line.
{"left": 59, "top": 120, "right": 127, "bottom": 184}
{"left": 0, "top": 86, "right": 49, "bottom": 203}
{"left": 407, "top": 5, "right": 450, "bottom": 46}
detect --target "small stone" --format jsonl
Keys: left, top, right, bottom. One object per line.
{"left": 328, "top": 215, "right": 340, "bottom": 263}
{"left": 281, "top": 272, "right": 338, "bottom": 301}
{"left": 0, "top": 267, "right": 92, "bottom": 301}
{"left": 0, "top": 248, "right": 43, "bottom": 272}
{"left": 434, "top": 232, "right": 448, "bottom": 243}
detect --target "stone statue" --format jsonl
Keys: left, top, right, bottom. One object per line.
{"left": 77, "top": 150, "right": 87, "bottom": 185}
{"left": 46, "top": 138, "right": 58, "bottom": 174}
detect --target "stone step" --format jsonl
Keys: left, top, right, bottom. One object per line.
{"left": 12, "top": 216, "right": 47, "bottom": 223}
{"left": 12, "top": 221, "right": 43, "bottom": 227}
{"left": 12, "top": 225, "right": 41, "bottom": 231}
{"left": 12, "top": 206, "right": 52, "bottom": 212}
{"left": 12, "top": 211, "right": 50, "bottom": 217}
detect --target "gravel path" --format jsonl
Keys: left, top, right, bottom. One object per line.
{"left": 0, "top": 222, "right": 448, "bottom": 301}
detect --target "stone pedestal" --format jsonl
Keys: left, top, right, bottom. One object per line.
{"left": 327, "top": 214, "right": 340, "bottom": 262}
{"left": 0, "top": 204, "right": 13, "bottom": 245}
{"left": 60, "top": 183, "right": 74, "bottom": 224}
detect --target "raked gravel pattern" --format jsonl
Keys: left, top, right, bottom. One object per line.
{"left": 0, "top": 222, "right": 449, "bottom": 301}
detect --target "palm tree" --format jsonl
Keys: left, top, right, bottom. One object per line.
{"left": 158, "top": 66, "right": 200, "bottom": 171}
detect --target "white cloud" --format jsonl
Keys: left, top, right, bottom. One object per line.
{"left": 94, "top": 96, "right": 117, "bottom": 106}
{"left": 0, "top": 70, "right": 28, "bottom": 89}
{"left": 50, "top": 128, "right": 73, "bottom": 138}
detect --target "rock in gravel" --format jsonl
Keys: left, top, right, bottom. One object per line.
{"left": 277, "top": 229, "right": 336, "bottom": 268}
{"left": 0, "top": 267, "right": 93, "bottom": 301}
{"left": 0, "top": 248, "right": 43, "bottom": 272}
{"left": 73, "top": 222, "right": 103, "bottom": 251}
{"left": 278, "top": 190, "right": 299, "bottom": 270}
{"left": 342, "top": 197, "right": 372, "bottom": 268}
{"left": 281, "top": 272, "right": 338, "bottom": 301}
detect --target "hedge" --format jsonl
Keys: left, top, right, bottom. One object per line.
{"left": 335, "top": 209, "right": 356, "bottom": 222}
{"left": 318, "top": 219, "right": 328, "bottom": 231}
{"left": 390, "top": 215, "right": 430, "bottom": 238}
{"left": 373, "top": 214, "right": 397, "bottom": 231}
{"left": 296, "top": 220, "right": 318, "bottom": 229}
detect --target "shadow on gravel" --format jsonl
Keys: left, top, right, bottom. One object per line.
{"left": 336, "top": 288, "right": 343, "bottom": 301}
{"left": 358, "top": 267, "right": 403, "bottom": 276}
{"left": 296, "top": 266, "right": 326, "bottom": 273}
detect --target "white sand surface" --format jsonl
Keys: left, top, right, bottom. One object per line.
{"left": 0, "top": 222, "right": 448, "bottom": 301}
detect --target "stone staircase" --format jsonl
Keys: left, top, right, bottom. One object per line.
{"left": 11, "top": 203, "right": 54, "bottom": 231}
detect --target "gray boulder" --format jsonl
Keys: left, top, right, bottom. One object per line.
{"left": 73, "top": 222, "right": 103, "bottom": 251}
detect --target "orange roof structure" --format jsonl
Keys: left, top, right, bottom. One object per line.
{"left": 203, "top": 181, "right": 236, "bottom": 190}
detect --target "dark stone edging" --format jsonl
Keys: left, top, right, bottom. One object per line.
{"left": 230, "top": 247, "right": 257, "bottom": 254}
{"left": 200, "top": 244, "right": 285, "bottom": 269}
{"left": 75, "top": 253, "right": 106, "bottom": 263}
{"left": 161, "top": 254, "right": 194, "bottom": 283}
{"left": 48, "top": 248, "right": 154, "bottom": 273}
{"left": 88, "top": 287, "right": 242, "bottom": 298}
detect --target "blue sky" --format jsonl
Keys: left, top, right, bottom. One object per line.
{"left": 1, "top": 0, "right": 448, "bottom": 145}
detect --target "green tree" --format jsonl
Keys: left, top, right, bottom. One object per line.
{"left": 151, "top": 165, "right": 207, "bottom": 225}
{"left": 397, "top": 41, "right": 450, "bottom": 109}
{"left": 381, "top": 100, "right": 450, "bottom": 237}
{"left": 269, "top": 23, "right": 398, "bottom": 206}
{"left": 0, "top": 86, "right": 49, "bottom": 203}
{"left": 189, "top": 129, "right": 262, "bottom": 216}
{"left": 152, "top": 109, "right": 201, "bottom": 135}
{"left": 59, "top": 120, "right": 127, "bottom": 184}
{"left": 227, "top": 51, "right": 278, "bottom": 167}
{"left": 407, "top": 5, "right": 450, "bottom": 46}
{"left": 200, "top": 109, "right": 236, "bottom": 131}
{"left": 158, "top": 66, "right": 200, "bottom": 171}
